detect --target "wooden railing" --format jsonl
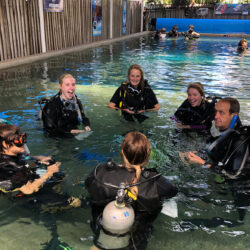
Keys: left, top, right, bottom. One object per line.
{"left": 0, "top": 0, "right": 142, "bottom": 62}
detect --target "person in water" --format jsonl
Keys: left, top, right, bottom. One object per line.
{"left": 0, "top": 124, "right": 60, "bottom": 195}
{"left": 185, "top": 24, "right": 200, "bottom": 40}
{"left": 173, "top": 82, "right": 215, "bottom": 130}
{"left": 154, "top": 27, "right": 167, "bottom": 39}
{"left": 183, "top": 97, "right": 250, "bottom": 221}
{"left": 85, "top": 131, "right": 178, "bottom": 250}
{"left": 185, "top": 97, "right": 249, "bottom": 179}
{"left": 237, "top": 39, "right": 248, "bottom": 53}
{"left": 41, "top": 73, "right": 91, "bottom": 136}
{"left": 108, "top": 64, "right": 160, "bottom": 123}
{"left": 168, "top": 25, "right": 179, "bottom": 38}
{"left": 0, "top": 123, "right": 82, "bottom": 212}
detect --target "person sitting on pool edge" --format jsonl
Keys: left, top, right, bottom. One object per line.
{"left": 108, "top": 64, "right": 160, "bottom": 123}
{"left": 237, "top": 39, "right": 248, "bottom": 53}
{"left": 173, "top": 82, "right": 216, "bottom": 131}
{"left": 41, "top": 73, "right": 91, "bottom": 136}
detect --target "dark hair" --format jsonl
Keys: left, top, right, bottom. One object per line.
{"left": 127, "top": 64, "right": 145, "bottom": 91}
{"left": 220, "top": 97, "right": 240, "bottom": 114}
{"left": 0, "top": 124, "right": 20, "bottom": 153}
{"left": 187, "top": 82, "right": 205, "bottom": 97}
{"left": 121, "top": 131, "right": 151, "bottom": 196}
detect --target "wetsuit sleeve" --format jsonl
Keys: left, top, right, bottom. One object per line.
{"left": 195, "top": 102, "right": 215, "bottom": 130}
{"left": 42, "top": 97, "right": 71, "bottom": 135}
{"left": 0, "top": 164, "right": 34, "bottom": 192}
{"left": 156, "top": 175, "right": 178, "bottom": 199}
{"left": 144, "top": 88, "right": 158, "bottom": 109}
{"left": 174, "top": 99, "right": 188, "bottom": 122}
{"left": 110, "top": 86, "right": 122, "bottom": 107}
{"left": 85, "top": 169, "right": 95, "bottom": 188}
{"left": 211, "top": 134, "right": 249, "bottom": 179}
{"left": 78, "top": 99, "right": 90, "bottom": 127}
{"left": 42, "top": 99, "right": 61, "bottom": 133}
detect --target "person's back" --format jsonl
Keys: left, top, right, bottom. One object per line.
{"left": 86, "top": 132, "right": 177, "bottom": 250}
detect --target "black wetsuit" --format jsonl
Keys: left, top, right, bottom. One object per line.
{"left": 110, "top": 80, "right": 159, "bottom": 123}
{"left": 207, "top": 126, "right": 250, "bottom": 180}
{"left": 42, "top": 93, "right": 90, "bottom": 135}
{"left": 0, "top": 154, "right": 38, "bottom": 195}
{"left": 207, "top": 125, "right": 250, "bottom": 221}
{"left": 168, "top": 29, "right": 178, "bottom": 37}
{"left": 174, "top": 99, "right": 215, "bottom": 130}
{"left": 0, "top": 153, "right": 73, "bottom": 212}
{"left": 85, "top": 160, "right": 178, "bottom": 249}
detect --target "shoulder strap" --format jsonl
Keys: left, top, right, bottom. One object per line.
{"left": 119, "top": 82, "right": 128, "bottom": 108}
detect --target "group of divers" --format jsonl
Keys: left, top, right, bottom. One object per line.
{"left": 155, "top": 24, "right": 248, "bottom": 53}
{"left": 0, "top": 64, "right": 250, "bottom": 250}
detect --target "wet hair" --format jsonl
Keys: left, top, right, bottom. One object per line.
{"left": 187, "top": 82, "right": 205, "bottom": 97}
{"left": 238, "top": 39, "right": 247, "bottom": 47}
{"left": 219, "top": 97, "right": 240, "bottom": 114}
{"left": 127, "top": 64, "right": 145, "bottom": 91}
{"left": 0, "top": 124, "right": 20, "bottom": 153}
{"left": 121, "top": 131, "right": 151, "bottom": 196}
{"left": 59, "top": 73, "right": 75, "bottom": 85}
{"left": 172, "top": 25, "right": 177, "bottom": 31}
{"left": 161, "top": 27, "right": 167, "bottom": 33}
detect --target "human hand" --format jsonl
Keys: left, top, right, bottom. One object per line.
{"left": 85, "top": 126, "right": 91, "bottom": 132}
{"left": 177, "top": 122, "right": 190, "bottom": 129}
{"left": 136, "top": 110, "right": 144, "bottom": 114}
{"left": 33, "top": 155, "right": 52, "bottom": 165}
{"left": 47, "top": 162, "right": 61, "bottom": 176}
{"left": 124, "top": 108, "right": 135, "bottom": 114}
{"left": 187, "top": 152, "right": 205, "bottom": 165}
{"left": 70, "top": 129, "right": 85, "bottom": 134}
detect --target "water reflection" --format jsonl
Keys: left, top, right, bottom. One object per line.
{"left": 0, "top": 35, "right": 249, "bottom": 249}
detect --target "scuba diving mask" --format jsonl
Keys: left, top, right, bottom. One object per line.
{"left": 10, "top": 132, "right": 27, "bottom": 147}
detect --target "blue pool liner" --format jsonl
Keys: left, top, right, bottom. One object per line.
{"left": 156, "top": 18, "right": 250, "bottom": 34}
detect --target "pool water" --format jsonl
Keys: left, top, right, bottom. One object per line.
{"left": 0, "top": 35, "right": 249, "bottom": 250}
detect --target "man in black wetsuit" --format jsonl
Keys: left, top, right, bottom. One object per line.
{"left": 184, "top": 97, "right": 250, "bottom": 221}
{"left": 185, "top": 97, "right": 249, "bottom": 178}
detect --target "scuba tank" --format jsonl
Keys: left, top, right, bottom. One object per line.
{"left": 95, "top": 183, "right": 135, "bottom": 250}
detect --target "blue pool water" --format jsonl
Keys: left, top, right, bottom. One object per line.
{"left": 0, "top": 35, "right": 249, "bottom": 249}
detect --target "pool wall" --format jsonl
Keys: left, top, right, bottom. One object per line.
{"left": 156, "top": 18, "right": 250, "bottom": 35}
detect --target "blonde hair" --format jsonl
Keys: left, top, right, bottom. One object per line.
{"left": 121, "top": 131, "right": 151, "bottom": 197}
{"left": 59, "top": 73, "right": 75, "bottom": 85}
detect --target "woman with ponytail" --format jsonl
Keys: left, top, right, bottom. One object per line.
{"left": 86, "top": 131, "right": 178, "bottom": 250}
